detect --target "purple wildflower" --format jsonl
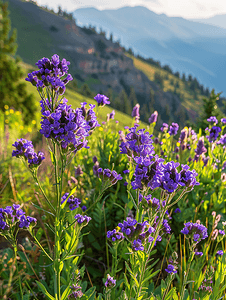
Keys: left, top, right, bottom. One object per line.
{"left": 149, "top": 111, "right": 158, "bottom": 124}
{"left": 221, "top": 118, "right": 226, "bottom": 124}
{"left": 165, "top": 264, "right": 177, "bottom": 274}
{"left": 174, "top": 208, "right": 181, "bottom": 213}
{"left": 0, "top": 205, "right": 36, "bottom": 231}
{"left": 216, "top": 250, "right": 224, "bottom": 256}
{"left": 181, "top": 222, "right": 208, "bottom": 243}
{"left": 97, "top": 168, "right": 122, "bottom": 185}
{"left": 179, "top": 128, "right": 188, "bottom": 143}
{"left": 195, "top": 137, "right": 207, "bottom": 156}
{"left": 217, "top": 134, "right": 226, "bottom": 145}
{"left": 107, "top": 229, "right": 124, "bottom": 242}
{"left": 94, "top": 94, "right": 110, "bottom": 106}
{"left": 160, "top": 123, "right": 168, "bottom": 132}
{"left": 12, "top": 139, "right": 45, "bottom": 167}
{"left": 133, "top": 239, "right": 144, "bottom": 251}
{"left": 123, "top": 169, "right": 130, "bottom": 174}
{"left": 19, "top": 215, "right": 37, "bottom": 228}
{"left": 68, "top": 284, "right": 83, "bottom": 299}
{"left": 179, "top": 164, "right": 199, "bottom": 188}
{"left": 105, "top": 274, "right": 116, "bottom": 289}
{"left": 81, "top": 206, "right": 87, "bottom": 212}
{"left": 40, "top": 99, "right": 99, "bottom": 152}
{"left": 25, "top": 54, "right": 72, "bottom": 95}
{"left": 74, "top": 214, "right": 91, "bottom": 225}
{"left": 162, "top": 219, "right": 171, "bottom": 234}
{"left": 61, "top": 193, "right": 81, "bottom": 210}
{"left": 109, "top": 110, "right": 115, "bottom": 120}
{"left": 158, "top": 161, "right": 180, "bottom": 193}
{"left": 207, "top": 116, "right": 218, "bottom": 124}
{"left": 194, "top": 251, "right": 203, "bottom": 256}
{"left": 140, "top": 194, "right": 160, "bottom": 211}
{"left": 92, "top": 156, "right": 98, "bottom": 164}
{"left": 168, "top": 123, "right": 179, "bottom": 136}
{"left": 131, "top": 104, "right": 140, "bottom": 118}
{"left": 206, "top": 126, "right": 221, "bottom": 142}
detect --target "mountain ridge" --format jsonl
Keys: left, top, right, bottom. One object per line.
{"left": 73, "top": 5, "right": 226, "bottom": 94}
{"left": 5, "top": 0, "right": 225, "bottom": 127}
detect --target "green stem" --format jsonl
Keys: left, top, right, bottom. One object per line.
{"left": 35, "top": 175, "right": 55, "bottom": 213}
{"left": 136, "top": 195, "right": 170, "bottom": 298}
{"left": 24, "top": 280, "right": 39, "bottom": 300}
{"left": 180, "top": 246, "right": 194, "bottom": 300}
{"left": 162, "top": 274, "right": 174, "bottom": 300}
{"left": 32, "top": 234, "right": 53, "bottom": 261}
{"left": 14, "top": 244, "right": 23, "bottom": 300}
{"left": 53, "top": 142, "right": 61, "bottom": 300}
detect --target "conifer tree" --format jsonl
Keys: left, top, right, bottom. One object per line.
{"left": 196, "top": 89, "right": 224, "bottom": 132}
{"left": 120, "top": 89, "right": 131, "bottom": 115}
{"left": 80, "top": 83, "right": 93, "bottom": 98}
{"left": 0, "top": 0, "right": 35, "bottom": 123}
{"left": 129, "top": 87, "right": 137, "bottom": 108}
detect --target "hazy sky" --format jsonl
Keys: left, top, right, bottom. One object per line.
{"left": 35, "top": 0, "right": 226, "bottom": 19}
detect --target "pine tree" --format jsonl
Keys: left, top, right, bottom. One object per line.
{"left": 80, "top": 83, "right": 93, "bottom": 98}
{"left": 120, "top": 89, "right": 131, "bottom": 115}
{"left": 0, "top": 0, "right": 36, "bottom": 123}
{"left": 196, "top": 89, "right": 224, "bottom": 132}
{"left": 129, "top": 87, "right": 137, "bottom": 108}
{"left": 149, "top": 88, "right": 155, "bottom": 111}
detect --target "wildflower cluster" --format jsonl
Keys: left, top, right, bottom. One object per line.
{"left": 107, "top": 217, "right": 162, "bottom": 252}
{"left": 0, "top": 204, "right": 36, "bottom": 232}
{"left": 131, "top": 104, "right": 140, "bottom": 123}
{"left": 106, "top": 229, "right": 124, "bottom": 242}
{"left": 94, "top": 94, "right": 110, "bottom": 106}
{"left": 61, "top": 193, "right": 81, "bottom": 211}
{"left": 97, "top": 168, "right": 122, "bottom": 185}
{"left": 181, "top": 221, "right": 208, "bottom": 243}
{"left": 74, "top": 214, "right": 91, "bottom": 226}
{"left": 139, "top": 194, "right": 160, "bottom": 211}
{"left": 68, "top": 284, "right": 83, "bottom": 299}
{"left": 206, "top": 126, "right": 221, "bottom": 142}
{"left": 149, "top": 111, "right": 158, "bottom": 124}
{"left": 120, "top": 125, "right": 199, "bottom": 192}
{"left": 40, "top": 99, "right": 99, "bottom": 152}
{"left": 12, "top": 139, "right": 45, "bottom": 168}
{"left": 25, "top": 54, "right": 72, "bottom": 95}
{"left": 168, "top": 122, "right": 179, "bottom": 136}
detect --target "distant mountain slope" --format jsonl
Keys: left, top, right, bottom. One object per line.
{"left": 8, "top": 0, "right": 226, "bottom": 128}
{"left": 73, "top": 6, "right": 226, "bottom": 94}
{"left": 191, "top": 14, "right": 226, "bottom": 30}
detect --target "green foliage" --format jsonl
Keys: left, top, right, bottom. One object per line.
{"left": 0, "top": 0, "right": 36, "bottom": 123}
{"left": 80, "top": 83, "right": 93, "bottom": 98}
{"left": 196, "top": 89, "right": 224, "bottom": 132}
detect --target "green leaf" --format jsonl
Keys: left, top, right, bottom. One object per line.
{"left": 36, "top": 281, "right": 55, "bottom": 300}
{"left": 59, "top": 261, "right": 64, "bottom": 273}
{"left": 164, "top": 288, "right": 177, "bottom": 300}
{"left": 49, "top": 150, "right": 56, "bottom": 166}
{"left": 61, "top": 286, "right": 71, "bottom": 300}
{"left": 85, "top": 286, "right": 96, "bottom": 298}
{"left": 32, "top": 203, "right": 55, "bottom": 216}
{"left": 142, "top": 270, "right": 159, "bottom": 285}
{"left": 127, "top": 200, "right": 134, "bottom": 210}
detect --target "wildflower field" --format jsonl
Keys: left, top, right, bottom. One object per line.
{"left": 0, "top": 54, "right": 226, "bottom": 300}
